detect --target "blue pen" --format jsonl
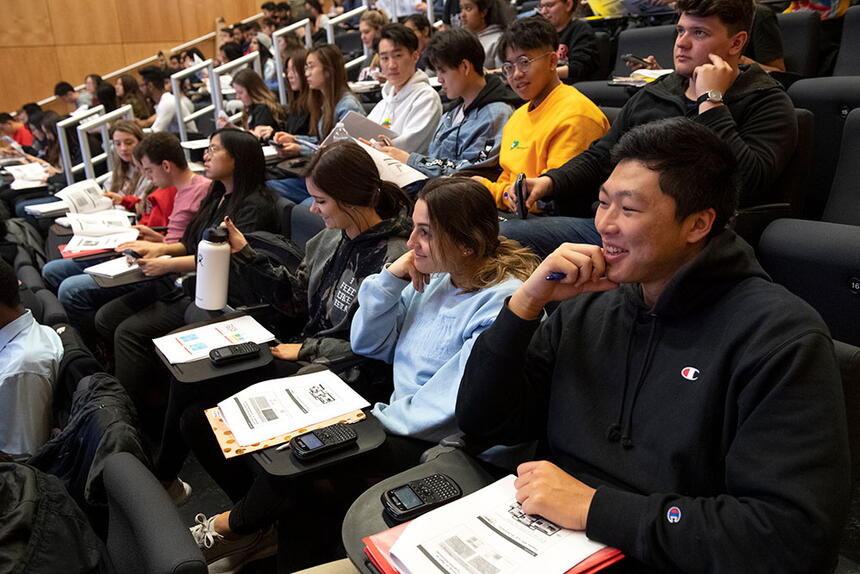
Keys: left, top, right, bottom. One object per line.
{"left": 546, "top": 272, "right": 567, "bottom": 281}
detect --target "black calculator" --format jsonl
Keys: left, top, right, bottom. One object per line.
{"left": 381, "top": 473, "right": 463, "bottom": 522}
{"left": 290, "top": 423, "right": 358, "bottom": 460}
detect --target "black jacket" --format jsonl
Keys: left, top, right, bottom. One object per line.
{"left": 558, "top": 18, "right": 599, "bottom": 83}
{"left": 545, "top": 65, "right": 798, "bottom": 216}
{"left": 458, "top": 231, "right": 850, "bottom": 572}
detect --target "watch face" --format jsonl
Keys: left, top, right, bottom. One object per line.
{"left": 707, "top": 90, "right": 723, "bottom": 102}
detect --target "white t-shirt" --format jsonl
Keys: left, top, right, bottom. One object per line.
{"left": 152, "top": 92, "right": 198, "bottom": 134}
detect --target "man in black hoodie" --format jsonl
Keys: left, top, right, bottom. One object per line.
{"left": 458, "top": 118, "right": 850, "bottom": 573}
{"left": 499, "top": 0, "right": 797, "bottom": 256}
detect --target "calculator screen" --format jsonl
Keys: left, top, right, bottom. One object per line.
{"left": 301, "top": 433, "right": 323, "bottom": 449}
{"left": 392, "top": 485, "right": 423, "bottom": 509}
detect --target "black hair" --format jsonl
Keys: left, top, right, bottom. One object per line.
{"left": 465, "top": 0, "right": 512, "bottom": 27}
{"left": 425, "top": 27, "right": 485, "bottom": 75}
{"left": 27, "top": 111, "right": 44, "bottom": 135}
{"left": 139, "top": 65, "right": 167, "bottom": 89}
{"left": 404, "top": 13, "right": 435, "bottom": 36}
{"left": 675, "top": 0, "right": 754, "bottom": 35}
{"left": 184, "top": 128, "right": 275, "bottom": 245}
{"left": 497, "top": 15, "right": 558, "bottom": 59}
{"left": 380, "top": 23, "right": 419, "bottom": 53}
{"left": 305, "top": 0, "right": 323, "bottom": 13}
{"left": 22, "top": 103, "right": 41, "bottom": 116}
{"left": 0, "top": 114, "right": 13, "bottom": 124}
{"left": 219, "top": 41, "right": 244, "bottom": 62}
{"left": 246, "top": 21, "right": 262, "bottom": 32}
{"left": 262, "top": 1, "right": 277, "bottom": 9}
{"left": 96, "top": 82, "right": 118, "bottom": 112}
{"left": 610, "top": 117, "right": 738, "bottom": 238}
{"left": 184, "top": 47, "right": 204, "bottom": 61}
{"left": 0, "top": 259, "right": 21, "bottom": 309}
{"left": 54, "top": 81, "right": 74, "bottom": 97}
{"left": 133, "top": 132, "right": 189, "bottom": 170}
{"left": 277, "top": 1, "right": 291, "bottom": 10}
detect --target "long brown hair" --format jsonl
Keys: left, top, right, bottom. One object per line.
{"left": 107, "top": 120, "right": 149, "bottom": 199}
{"left": 418, "top": 178, "right": 539, "bottom": 293}
{"left": 306, "top": 45, "right": 354, "bottom": 139}
{"left": 284, "top": 48, "right": 311, "bottom": 118}
{"left": 231, "top": 68, "right": 287, "bottom": 128}
{"left": 116, "top": 74, "right": 153, "bottom": 118}
{"left": 304, "top": 140, "right": 411, "bottom": 223}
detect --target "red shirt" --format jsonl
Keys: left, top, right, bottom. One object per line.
{"left": 12, "top": 125, "right": 34, "bottom": 147}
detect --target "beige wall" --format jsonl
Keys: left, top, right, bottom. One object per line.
{"left": 1, "top": 0, "right": 260, "bottom": 114}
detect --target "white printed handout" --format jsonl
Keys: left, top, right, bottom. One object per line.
{"left": 152, "top": 315, "right": 276, "bottom": 365}
{"left": 64, "top": 229, "right": 138, "bottom": 252}
{"left": 24, "top": 179, "right": 114, "bottom": 217}
{"left": 84, "top": 256, "right": 142, "bottom": 279}
{"left": 217, "top": 369, "right": 370, "bottom": 446}
{"left": 6, "top": 162, "right": 50, "bottom": 190}
{"left": 355, "top": 139, "right": 427, "bottom": 188}
{"left": 390, "top": 475, "right": 609, "bottom": 574}
{"left": 66, "top": 211, "right": 133, "bottom": 236}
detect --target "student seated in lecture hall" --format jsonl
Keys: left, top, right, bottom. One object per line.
{"left": 475, "top": 16, "right": 609, "bottom": 213}
{"left": 181, "top": 177, "right": 538, "bottom": 573}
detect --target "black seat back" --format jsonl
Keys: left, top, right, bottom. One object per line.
{"left": 822, "top": 108, "right": 860, "bottom": 225}
{"left": 833, "top": 5, "right": 860, "bottom": 77}
{"left": 776, "top": 12, "right": 820, "bottom": 78}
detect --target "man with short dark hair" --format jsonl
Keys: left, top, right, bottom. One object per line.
{"left": 373, "top": 27, "right": 520, "bottom": 177}
{"left": 0, "top": 113, "right": 34, "bottom": 148}
{"left": 137, "top": 66, "right": 197, "bottom": 134}
{"left": 54, "top": 81, "right": 92, "bottom": 109}
{"left": 478, "top": 17, "right": 608, "bottom": 211}
{"left": 367, "top": 23, "right": 443, "bottom": 153}
{"left": 458, "top": 117, "right": 850, "bottom": 572}
{"left": 502, "top": 0, "right": 797, "bottom": 256}
{"left": 0, "top": 259, "right": 63, "bottom": 456}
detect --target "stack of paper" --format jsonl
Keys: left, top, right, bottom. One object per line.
{"left": 6, "top": 163, "right": 50, "bottom": 190}
{"left": 63, "top": 211, "right": 137, "bottom": 252}
{"left": 365, "top": 476, "right": 624, "bottom": 574}
{"left": 25, "top": 179, "right": 115, "bottom": 217}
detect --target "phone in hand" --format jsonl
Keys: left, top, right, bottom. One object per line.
{"left": 622, "top": 53, "right": 651, "bottom": 67}
{"left": 514, "top": 173, "right": 528, "bottom": 220}
{"left": 122, "top": 249, "right": 143, "bottom": 261}
{"left": 381, "top": 473, "right": 462, "bottom": 522}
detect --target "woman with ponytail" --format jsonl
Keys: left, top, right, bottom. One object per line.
{"left": 176, "top": 178, "right": 538, "bottom": 572}
{"left": 153, "top": 140, "right": 412, "bottom": 529}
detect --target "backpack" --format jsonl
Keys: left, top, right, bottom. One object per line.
{"left": 4, "top": 217, "right": 48, "bottom": 270}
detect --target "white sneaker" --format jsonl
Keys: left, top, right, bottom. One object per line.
{"left": 165, "top": 477, "right": 192, "bottom": 507}
{"left": 189, "top": 513, "right": 278, "bottom": 574}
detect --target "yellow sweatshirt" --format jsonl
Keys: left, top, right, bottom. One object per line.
{"left": 481, "top": 82, "right": 609, "bottom": 211}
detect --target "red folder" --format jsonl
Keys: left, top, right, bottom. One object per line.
{"left": 362, "top": 521, "right": 624, "bottom": 574}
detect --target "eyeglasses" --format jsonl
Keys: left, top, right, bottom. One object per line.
{"left": 501, "top": 52, "right": 553, "bottom": 77}
{"left": 538, "top": 0, "right": 559, "bottom": 9}
{"left": 205, "top": 144, "right": 223, "bottom": 155}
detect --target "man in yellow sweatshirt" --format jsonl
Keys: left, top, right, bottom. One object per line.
{"left": 478, "top": 17, "right": 609, "bottom": 213}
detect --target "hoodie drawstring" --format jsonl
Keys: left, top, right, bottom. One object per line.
{"left": 607, "top": 314, "right": 659, "bottom": 449}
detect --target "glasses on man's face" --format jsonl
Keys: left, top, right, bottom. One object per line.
{"left": 538, "top": 0, "right": 559, "bottom": 10}
{"left": 501, "top": 52, "right": 553, "bottom": 77}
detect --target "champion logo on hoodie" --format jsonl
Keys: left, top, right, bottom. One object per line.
{"left": 681, "top": 366, "right": 700, "bottom": 381}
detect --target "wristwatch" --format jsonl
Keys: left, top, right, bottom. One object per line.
{"left": 696, "top": 89, "right": 724, "bottom": 105}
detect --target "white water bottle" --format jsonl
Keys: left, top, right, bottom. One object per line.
{"left": 330, "top": 122, "right": 350, "bottom": 142}
{"left": 195, "top": 227, "right": 231, "bottom": 311}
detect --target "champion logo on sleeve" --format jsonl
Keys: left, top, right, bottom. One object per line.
{"left": 667, "top": 506, "right": 682, "bottom": 523}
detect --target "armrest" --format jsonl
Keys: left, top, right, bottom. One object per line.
{"left": 419, "top": 433, "right": 499, "bottom": 463}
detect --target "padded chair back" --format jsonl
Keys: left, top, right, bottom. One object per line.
{"left": 776, "top": 12, "right": 820, "bottom": 77}
{"left": 771, "top": 107, "right": 814, "bottom": 213}
{"left": 103, "top": 452, "right": 207, "bottom": 574}
{"left": 788, "top": 76, "right": 860, "bottom": 219}
{"left": 599, "top": 106, "right": 622, "bottom": 125}
{"left": 833, "top": 6, "right": 860, "bottom": 76}
{"left": 758, "top": 219, "right": 860, "bottom": 346}
{"left": 588, "top": 30, "right": 615, "bottom": 80}
{"left": 822, "top": 108, "right": 860, "bottom": 225}
{"left": 290, "top": 203, "right": 325, "bottom": 254}
{"left": 335, "top": 30, "right": 363, "bottom": 58}
{"left": 612, "top": 24, "right": 676, "bottom": 76}
{"left": 836, "top": 341, "right": 860, "bottom": 482}
{"left": 276, "top": 196, "right": 295, "bottom": 238}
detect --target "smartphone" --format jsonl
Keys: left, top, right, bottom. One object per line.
{"left": 122, "top": 249, "right": 143, "bottom": 261}
{"left": 289, "top": 423, "right": 358, "bottom": 460}
{"left": 622, "top": 53, "right": 650, "bottom": 67}
{"left": 268, "top": 139, "right": 284, "bottom": 149}
{"left": 209, "top": 342, "right": 261, "bottom": 366}
{"left": 381, "top": 473, "right": 462, "bottom": 522}
{"left": 514, "top": 173, "right": 528, "bottom": 220}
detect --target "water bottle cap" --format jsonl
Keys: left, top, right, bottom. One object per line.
{"left": 203, "top": 226, "right": 228, "bottom": 243}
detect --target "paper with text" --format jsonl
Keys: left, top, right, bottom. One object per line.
{"left": 390, "top": 475, "right": 608, "bottom": 574}
{"left": 153, "top": 315, "right": 275, "bottom": 365}
{"left": 217, "top": 369, "right": 370, "bottom": 446}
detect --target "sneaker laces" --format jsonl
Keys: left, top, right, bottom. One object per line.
{"left": 190, "top": 513, "right": 224, "bottom": 550}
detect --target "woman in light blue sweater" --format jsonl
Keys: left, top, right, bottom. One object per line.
{"left": 351, "top": 178, "right": 540, "bottom": 443}
{"left": 185, "top": 178, "right": 539, "bottom": 571}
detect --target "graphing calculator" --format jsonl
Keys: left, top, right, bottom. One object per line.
{"left": 381, "top": 473, "right": 462, "bottom": 522}
{"left": 290, "top": 423, "right": 358, "bottom": 460}
{"left": 209, "top": 342, "right": 261, "bottom": 366}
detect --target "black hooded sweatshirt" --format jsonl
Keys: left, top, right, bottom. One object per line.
{"left": 544, "top": 65, "right": 798, "bottom": 217}
{"left": 457, "top": 230, "right": 850, "bottom": 573}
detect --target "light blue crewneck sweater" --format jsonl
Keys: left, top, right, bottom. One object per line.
{"left": 350, "top": 268, "right": 522, "bottom": 443}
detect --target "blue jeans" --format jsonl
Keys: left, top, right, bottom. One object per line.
{"left": 499, "top": 217, "right": 601, "bottom": 258}
{"left": 267, "top": 178, "right": 309, "bottom": 204}
{"left": 42, "top": 257, "right": 143, "bottom": 338}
